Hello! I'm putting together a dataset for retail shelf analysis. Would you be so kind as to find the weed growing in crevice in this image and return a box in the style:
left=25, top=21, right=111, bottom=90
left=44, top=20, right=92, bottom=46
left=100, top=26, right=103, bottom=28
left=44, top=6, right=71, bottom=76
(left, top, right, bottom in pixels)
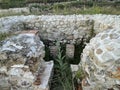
left=74, top=65, right=86, bottom=90
left=90, top=21, right=95, bottom=40
left=51, top=41, right=73, bottom=90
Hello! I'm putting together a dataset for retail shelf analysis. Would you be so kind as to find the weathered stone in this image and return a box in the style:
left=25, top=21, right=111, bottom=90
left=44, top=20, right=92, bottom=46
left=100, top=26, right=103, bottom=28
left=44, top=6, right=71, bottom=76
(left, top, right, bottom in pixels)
left=101, top=34, right=108, bottom=40
left=8, top=64, right=35, bottom=89
left=0, top=30, right=46, bottom=90
left=66, top=35, right=74, bottom=40
left=80, top=29, right=120, bottom=90
left=0, top=15, right=94, bottom=44
left=0, top=53, right=7, bottom=63
left=0, top=81, right=10, bottom=90
left=0, top=30, right=45, bottom=72
left=112, top=48, right=120, bottom=56
left=35, top=22, right=40, bottom=27
left=102, top=52, right=114, bottom=62
left=0, top=14, right=120, bottom=90
left=110, top=33, right=119, bottom=39
left=66, top=44, right=75, bottom=59
left=96, top=49, right=103, bottom=54
left=49, top=46, right=58, bottom=58
left=106, top=45, right=114, bottom=51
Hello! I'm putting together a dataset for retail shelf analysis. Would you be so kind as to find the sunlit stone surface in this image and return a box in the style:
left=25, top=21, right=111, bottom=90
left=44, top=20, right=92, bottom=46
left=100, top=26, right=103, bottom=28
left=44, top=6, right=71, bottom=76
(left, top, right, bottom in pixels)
left=0, top=14, right=120, bottom=90
left=0, top=30, right=48, bottom=90
left=80, top=29, right=120, bottom=90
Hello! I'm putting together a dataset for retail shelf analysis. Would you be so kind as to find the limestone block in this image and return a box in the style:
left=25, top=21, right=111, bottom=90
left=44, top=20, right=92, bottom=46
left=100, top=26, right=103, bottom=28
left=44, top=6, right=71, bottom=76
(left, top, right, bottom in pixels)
left=71, top=65, right=79, bottom=72
left=80, top=29, right=120, bottom=90
left=49, top=46, right=58, bottom=58
left=34, top=61, right=53, bottom=90
left=71, top=64, right=79, bottom=78
left=66, top=44, right=75, bottom=59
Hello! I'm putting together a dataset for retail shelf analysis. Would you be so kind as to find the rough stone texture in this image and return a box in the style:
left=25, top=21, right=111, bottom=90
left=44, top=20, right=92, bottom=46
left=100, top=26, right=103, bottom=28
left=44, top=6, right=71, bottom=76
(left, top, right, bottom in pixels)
left=49, top=45, right=58, bottom=58
left=0, top=15, right=93, bottom=44
left=24, top=15, right=93, bottom=44
left=0, top=15, right=95, bottom=59
left=0, top=30, right=45, bottom=90
left=0, top=30, right=45, bottom=72
left=66, top=44, right=75, bottom=59
left=91, top=14, right=120, bottom=34
left=9, top=61, right=53, bottom=90
left=0, top=15, right=120, bottom=89
left=80, top=29, right=120, bottom=90
left=38, top=61, right=53, bottom=90
left=0, top=15, right=120, bottom=44
left=71, top=64, right=79, bottom=78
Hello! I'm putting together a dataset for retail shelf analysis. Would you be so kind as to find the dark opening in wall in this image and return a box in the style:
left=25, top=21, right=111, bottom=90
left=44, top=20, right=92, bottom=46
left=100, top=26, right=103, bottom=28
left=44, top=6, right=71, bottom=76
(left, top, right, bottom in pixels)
left=74, top=38, right=85, bottom=64
left=41, top=39, right=53, bottom=61
left=40, top=37, right=89, bottom=90
left=42, top=38, right=86, bottom=64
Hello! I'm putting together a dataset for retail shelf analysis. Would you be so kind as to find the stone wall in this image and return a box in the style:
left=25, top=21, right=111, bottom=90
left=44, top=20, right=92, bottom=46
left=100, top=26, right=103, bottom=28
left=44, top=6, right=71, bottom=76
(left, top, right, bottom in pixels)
left=91, top=14, right=120, bottom=34
left=24, top=15, right=93, bottom=44
left=0, top=15, right=120, bottom=59
left=0, top=14, right=120, bottom=90
left=0, top=15, right=120, bottom=43
left=0, top=15, right=93, bottom=44
left=80, top=29, right=120, bottom=90
left=0, top=30, right=54, bottom=90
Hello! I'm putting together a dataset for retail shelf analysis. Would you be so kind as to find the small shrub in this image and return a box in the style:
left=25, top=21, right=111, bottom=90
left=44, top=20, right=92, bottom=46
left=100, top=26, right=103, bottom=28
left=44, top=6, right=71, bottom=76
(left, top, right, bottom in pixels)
left=52, top=41, right=73, bottom=90
left=75, top=68, right=85, bottom=81
left=0, top=33, right=10, bottom=41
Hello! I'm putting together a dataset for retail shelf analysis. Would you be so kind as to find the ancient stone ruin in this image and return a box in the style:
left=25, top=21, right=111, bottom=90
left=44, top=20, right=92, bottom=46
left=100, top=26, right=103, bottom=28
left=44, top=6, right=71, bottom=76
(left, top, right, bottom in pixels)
left=0, top=15, right=120, bottom=90
left=80, top=29, right=120, bottom=90
left=0, top=30, right=53, bottom=90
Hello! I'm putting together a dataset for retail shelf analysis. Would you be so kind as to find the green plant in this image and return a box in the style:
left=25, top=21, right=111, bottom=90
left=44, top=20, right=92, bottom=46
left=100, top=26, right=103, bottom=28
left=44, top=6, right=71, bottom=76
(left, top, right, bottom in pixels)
left=0, top=0, right=25, bottom=9
left=54, top=41, right=68, bottom=79
left=60, top=77, right=73, bottom=90
left=73, top=66, right=85, bottom=90
left=75, top=68, right=85, bottom=80
left=52, top=41, right=73, bottom=90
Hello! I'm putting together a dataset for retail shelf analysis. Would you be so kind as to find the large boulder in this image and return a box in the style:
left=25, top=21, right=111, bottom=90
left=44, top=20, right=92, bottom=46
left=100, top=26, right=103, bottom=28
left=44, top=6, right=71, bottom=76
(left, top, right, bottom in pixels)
left=80, top=29, right=120, bottom=90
